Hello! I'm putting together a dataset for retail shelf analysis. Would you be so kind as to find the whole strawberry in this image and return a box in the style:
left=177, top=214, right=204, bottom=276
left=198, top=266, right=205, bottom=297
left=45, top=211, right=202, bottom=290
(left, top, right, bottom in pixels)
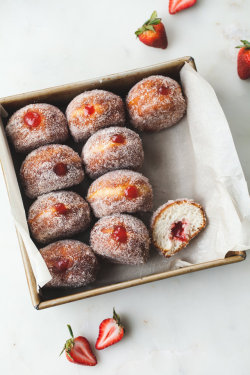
left=96, top=308, right=125, bottom=350
left=135, top=11, right=168, bottom=49
left=236, top=40, right=250, bottom=80
left=60, top=325, right=97, bottom=366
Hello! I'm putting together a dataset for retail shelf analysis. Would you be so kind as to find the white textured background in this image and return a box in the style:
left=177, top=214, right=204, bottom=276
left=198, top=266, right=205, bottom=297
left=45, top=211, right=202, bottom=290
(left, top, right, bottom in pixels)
left=0, top=0, right=250, bottom=374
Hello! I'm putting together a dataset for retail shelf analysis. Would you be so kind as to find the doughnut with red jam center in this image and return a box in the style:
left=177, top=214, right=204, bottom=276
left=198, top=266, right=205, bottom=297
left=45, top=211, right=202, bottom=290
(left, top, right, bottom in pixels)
left=90, top=214, right=150, bottom=265
left=86, top=169, right=153, bottom=218
left=66, top=90, right=126, bottom=142
left=40, top=240, right=98, bottom=288
left=28, top=191, right=91, bottom=244
left=82, top=127, right=144, bottom=179
left=6, top=103, right=68, bottom=153
left=20, top=144, right=84, bottom=198
left=126, top=75, right=186, bottom=132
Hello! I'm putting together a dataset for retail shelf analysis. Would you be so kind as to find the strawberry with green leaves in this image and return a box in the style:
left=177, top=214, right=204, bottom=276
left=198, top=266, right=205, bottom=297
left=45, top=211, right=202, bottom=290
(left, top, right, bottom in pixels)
left=60, top=325, right=97, bottom=366
left=96, top=308, right=125, bottom=350
left=236, top=40, right=250, bottom=80
left=135, top=11, right=168, bottom=49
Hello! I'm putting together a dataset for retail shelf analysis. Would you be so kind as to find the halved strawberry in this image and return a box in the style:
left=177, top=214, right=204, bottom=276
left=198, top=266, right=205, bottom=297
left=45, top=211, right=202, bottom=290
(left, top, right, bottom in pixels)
left=96, top=308, right=124, bottom=350
left=135, top=11, right=168, bottom=49
left=60, top=325, right=97, bottom=366
left=169, top=0, right=197, bottom=15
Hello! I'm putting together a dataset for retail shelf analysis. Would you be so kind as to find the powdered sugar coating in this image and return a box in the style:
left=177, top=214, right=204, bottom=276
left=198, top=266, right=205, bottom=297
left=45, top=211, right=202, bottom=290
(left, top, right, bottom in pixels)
left=28, top=191, right=91, bottom=244
left=40, top=240, right=98, bottom=288
left=66, top=90, right=126, bottom=141
left=87, top=169, right=153, bottom=218
left=6, top=103, right=68, bottom=153
left=82, top=127, right=144, bottom=179
left=90, top=214, right=150, bottom=265
left=126, top=75, right=186, bottom=131
left=20, top=144, right=84, bottom=198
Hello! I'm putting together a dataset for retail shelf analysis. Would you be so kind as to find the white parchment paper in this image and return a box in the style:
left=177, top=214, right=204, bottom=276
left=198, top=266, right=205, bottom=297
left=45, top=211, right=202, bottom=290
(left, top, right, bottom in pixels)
left=0, top=62, right=250, bottom=288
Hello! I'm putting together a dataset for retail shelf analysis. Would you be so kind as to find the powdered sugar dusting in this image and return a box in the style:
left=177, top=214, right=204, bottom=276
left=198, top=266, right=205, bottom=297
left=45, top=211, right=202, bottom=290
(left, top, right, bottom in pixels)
left=126, top=75, right=186, bottom=131
left=28, top=191, right=91, bottom=244
left=66, top=90, right=126, bottom=141
left=82, top=127, right=144, bottom=178
left=90, top=214, right=150, bottom=265
left=20, top=144, right=84, bottom=198
left=87, top=169, right=153, bottom=218
left=6, top=103, right=68, bottom=153
left=40, top=240, right=98, bottom=288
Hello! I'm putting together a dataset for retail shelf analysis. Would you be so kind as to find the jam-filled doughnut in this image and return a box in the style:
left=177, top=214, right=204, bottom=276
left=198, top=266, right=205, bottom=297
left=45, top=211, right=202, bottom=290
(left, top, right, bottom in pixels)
left=40, top=240, right=98, bottom=288
left=66, top=90, right=125, bottom=141
left=28, top=191, right=91, bottom=244
left=20, top=144, right=84, bottom=198
left=82, top=127, right=144, bottom=179
left=151, top=199, right=207, bottom=258
left=6, top=103, right=68, bottom=153
left=90, top=214, right=150, bottom=265
left=86, top=170, right=153, bottom=218
left=126, top=75, right=186, bottom=132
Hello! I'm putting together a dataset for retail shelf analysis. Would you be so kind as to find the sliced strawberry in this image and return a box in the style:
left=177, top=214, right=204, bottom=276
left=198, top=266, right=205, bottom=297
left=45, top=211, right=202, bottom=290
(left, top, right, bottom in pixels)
left=60, top=325, right=97, bottom=366
left=135, top=11, right=168, bottom=49
left=236, top=40, right=250, bottom=80
left=169, top=0, right=197, bottom=15
left=96, top=308, right=124, bottom=350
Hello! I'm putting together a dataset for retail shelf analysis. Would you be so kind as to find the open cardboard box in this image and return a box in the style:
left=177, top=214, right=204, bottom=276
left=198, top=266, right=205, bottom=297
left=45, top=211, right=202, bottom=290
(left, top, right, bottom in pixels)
left=0, top=56, right=246, bottom=310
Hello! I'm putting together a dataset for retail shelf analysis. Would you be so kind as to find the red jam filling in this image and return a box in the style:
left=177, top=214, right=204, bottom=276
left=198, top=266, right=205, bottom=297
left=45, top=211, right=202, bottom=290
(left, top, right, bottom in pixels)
left=84, top=105, right=95, bottom=116
left=54, top=203, right=68, bottom=215
left=53, top=162, right=68, bottom=176
left=158, top=86, right=170, bottom=96
left=124, top=185, right=138, bottom=199
left=111, top=134, right=125, bottom=144
left=24, top=111, right=41, bottom=128
left=112, top=225, right=127, bottom=243
left=170, top=221, right=187, bottom=242
left=52, top=257, right=70, bottom=273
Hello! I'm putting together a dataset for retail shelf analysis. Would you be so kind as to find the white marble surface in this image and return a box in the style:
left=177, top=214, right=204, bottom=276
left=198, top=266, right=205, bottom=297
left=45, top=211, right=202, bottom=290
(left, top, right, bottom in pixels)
left=0, top=0, right=250, bottom=374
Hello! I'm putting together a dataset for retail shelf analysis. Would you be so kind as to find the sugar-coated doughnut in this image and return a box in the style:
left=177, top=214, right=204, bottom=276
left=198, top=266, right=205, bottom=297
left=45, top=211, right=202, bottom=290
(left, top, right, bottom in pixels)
left=86, top=170, right=153, bottom=218
left=66, top=90, right=125, bottom=141
left=126, top=75, right=186, bottom=131
left=90, top=214, right=150, bottom=264
left=151, top=199, right=207, bottom=257
left=82, top=127, right=144, bottom=179
left=6, top=103, right=68, bottom=153
left=40, top=240, right=98, bottom=288
left=20, top=144, right=84, bottom=198
left=28, top=191, right=91, bottom=244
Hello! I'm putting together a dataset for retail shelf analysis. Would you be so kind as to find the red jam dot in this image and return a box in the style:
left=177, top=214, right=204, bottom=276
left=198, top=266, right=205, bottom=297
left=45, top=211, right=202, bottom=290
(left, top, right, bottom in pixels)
left=52, top=257, right=69, bottom=273
left=124, top=185, right=138, bottom=199
left=158, top=86, right=170, bottom=96
left=84, top=105, right=95, bottom=116
left=54, top=203, right=68, bottom=215
left=170, top=221, right=187, bottom=242
left=112, top=225, right=127, bottom=243
left=53, top=162, right=68, bottom=176
left=24, top=111, right=41, bottom=128
left=111, top=134, right=125, bottom=144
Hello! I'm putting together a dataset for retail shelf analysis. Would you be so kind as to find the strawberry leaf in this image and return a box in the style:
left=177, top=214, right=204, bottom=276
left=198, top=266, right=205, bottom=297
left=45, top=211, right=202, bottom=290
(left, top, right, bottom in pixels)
left=67, top=324, right=74, bottom=338
left=236, top=40, right=250, bottom=49
left=135, top=10, right=161, bottom=37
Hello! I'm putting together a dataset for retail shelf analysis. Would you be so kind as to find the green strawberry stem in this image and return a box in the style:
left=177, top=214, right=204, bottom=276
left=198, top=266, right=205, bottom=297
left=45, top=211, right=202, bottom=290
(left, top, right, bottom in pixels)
left=59, top=325, right=75, bottom=357
left=236, top=40, right=250, bottom=49
left=67, top=324, right=74, bottom=338
left=135, top=10, right=161, bottom=37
